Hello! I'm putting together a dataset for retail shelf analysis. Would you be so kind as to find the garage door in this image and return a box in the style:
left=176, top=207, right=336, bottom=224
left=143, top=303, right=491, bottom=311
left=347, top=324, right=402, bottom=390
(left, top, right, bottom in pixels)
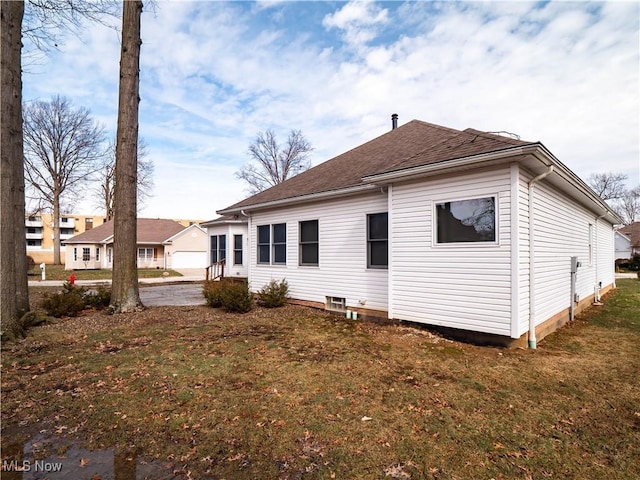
left=171, top=251, right=207, bottom=269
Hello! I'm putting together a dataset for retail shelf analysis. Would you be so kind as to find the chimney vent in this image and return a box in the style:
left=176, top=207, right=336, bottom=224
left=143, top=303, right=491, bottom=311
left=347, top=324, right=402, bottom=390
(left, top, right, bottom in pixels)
left=391, top=113, right=398, bottom=130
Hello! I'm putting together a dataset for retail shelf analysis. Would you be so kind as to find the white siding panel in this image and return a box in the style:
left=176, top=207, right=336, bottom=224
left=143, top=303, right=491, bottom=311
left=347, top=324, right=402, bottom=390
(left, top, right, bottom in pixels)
left=519, top=169, right=617, bottom=334
left=391, top=167, right=513, bottom=336
left=248, top=192, right=389, bottom=311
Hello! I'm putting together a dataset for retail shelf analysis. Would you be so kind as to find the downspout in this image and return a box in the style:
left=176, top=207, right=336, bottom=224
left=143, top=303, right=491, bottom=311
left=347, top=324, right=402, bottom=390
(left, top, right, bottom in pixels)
left=528, top=165, right=554, bottom=349
left=593, top=213, right=606, bottom=304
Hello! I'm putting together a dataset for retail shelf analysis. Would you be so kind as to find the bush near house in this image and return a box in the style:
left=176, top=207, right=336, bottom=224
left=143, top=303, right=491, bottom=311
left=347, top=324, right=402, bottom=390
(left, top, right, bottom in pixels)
left=257, top=279, right=289, bottom=308
left=203, top=278, right=253, bottom=313
left=40, top=282, right=111, bottom=317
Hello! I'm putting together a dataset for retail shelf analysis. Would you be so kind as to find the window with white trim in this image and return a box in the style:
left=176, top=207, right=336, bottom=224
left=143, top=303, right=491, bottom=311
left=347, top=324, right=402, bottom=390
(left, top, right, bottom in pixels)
left=210, top=235, right=227, bottom=263
left=367, top=213, right=388, bottom=268
left=299, top=220, right=319, bottom=266
left=138, top=248, right=154, bottom=262
left=82, top=247, right=91, bottom=262
left=257, top=224, right=286, bottom=265
left=233, top=234, right=243, bottom=265
left=96, top=247, right=100, bottom=262
left=436, top=196, right=496, bottom=243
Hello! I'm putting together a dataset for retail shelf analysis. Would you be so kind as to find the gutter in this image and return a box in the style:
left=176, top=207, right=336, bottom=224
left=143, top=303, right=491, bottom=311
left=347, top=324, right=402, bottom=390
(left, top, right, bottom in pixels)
left=528, top=165, right=554, bottom=349
left=218, top=184, right=379, bottom=216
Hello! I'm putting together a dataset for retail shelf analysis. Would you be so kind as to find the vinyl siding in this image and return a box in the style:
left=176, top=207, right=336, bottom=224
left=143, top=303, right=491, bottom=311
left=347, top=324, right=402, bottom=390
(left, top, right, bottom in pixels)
left=248, top=192, right=389, bottom=311
left=390, top=166, right=513, bottom=336
left=518, top=169, right=616, bottom=335
left=206, top=224, right=249, bottom=278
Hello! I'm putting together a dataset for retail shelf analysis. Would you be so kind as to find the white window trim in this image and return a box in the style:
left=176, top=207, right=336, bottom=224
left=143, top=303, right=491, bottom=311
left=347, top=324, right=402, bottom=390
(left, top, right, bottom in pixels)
left=432, top=194, right=500, bottom=247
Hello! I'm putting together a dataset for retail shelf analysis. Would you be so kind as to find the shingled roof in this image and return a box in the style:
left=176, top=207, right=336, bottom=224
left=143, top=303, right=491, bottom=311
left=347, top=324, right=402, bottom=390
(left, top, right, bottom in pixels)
left=65, top=218, right=186, bottom=244
left=618, top=222, right=640, bottom=248
left=220, top=120, right=532, bottom=213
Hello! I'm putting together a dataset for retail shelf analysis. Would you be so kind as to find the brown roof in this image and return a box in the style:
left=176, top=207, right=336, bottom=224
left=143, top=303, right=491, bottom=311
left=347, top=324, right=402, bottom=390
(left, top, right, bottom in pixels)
left=65, top=218, right=186, bottom=245
left=619, top=222, right=640, bottom=247
left=222, top=120, right=532, bottom=212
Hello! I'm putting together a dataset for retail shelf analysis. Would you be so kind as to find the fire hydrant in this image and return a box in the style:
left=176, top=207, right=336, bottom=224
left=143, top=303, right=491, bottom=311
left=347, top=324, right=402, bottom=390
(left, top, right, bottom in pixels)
left=69, top=272, right=76, bottom=285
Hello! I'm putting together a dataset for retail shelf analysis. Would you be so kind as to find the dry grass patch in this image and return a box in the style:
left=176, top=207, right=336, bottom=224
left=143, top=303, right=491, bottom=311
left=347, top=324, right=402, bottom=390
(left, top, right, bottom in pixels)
left=2, top=280, right=639, bottom=479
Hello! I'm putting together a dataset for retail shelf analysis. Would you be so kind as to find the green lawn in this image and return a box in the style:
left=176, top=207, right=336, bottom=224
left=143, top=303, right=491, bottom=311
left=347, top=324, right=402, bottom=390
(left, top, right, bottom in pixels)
left=2, top=279, right=639, bottom=479
left=28, top=264, right=183, bottom=281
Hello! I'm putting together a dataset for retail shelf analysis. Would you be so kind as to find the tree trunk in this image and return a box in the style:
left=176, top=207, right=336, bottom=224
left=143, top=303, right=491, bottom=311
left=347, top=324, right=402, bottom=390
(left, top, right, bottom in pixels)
left=52, top=188, right=61, bottom=265
left=110, top=0, right=143, bottom=313
left=0, top=0, right=29, bottom=339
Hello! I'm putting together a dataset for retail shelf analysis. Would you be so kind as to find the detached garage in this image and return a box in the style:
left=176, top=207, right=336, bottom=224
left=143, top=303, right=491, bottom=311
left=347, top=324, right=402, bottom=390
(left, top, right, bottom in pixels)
left=164, top=224, right=208, bottom=270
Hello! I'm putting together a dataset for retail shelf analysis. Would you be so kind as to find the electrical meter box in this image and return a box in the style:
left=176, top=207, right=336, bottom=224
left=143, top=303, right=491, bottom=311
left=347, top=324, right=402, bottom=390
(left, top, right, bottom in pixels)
left=570, top=256, right=581, bottom=273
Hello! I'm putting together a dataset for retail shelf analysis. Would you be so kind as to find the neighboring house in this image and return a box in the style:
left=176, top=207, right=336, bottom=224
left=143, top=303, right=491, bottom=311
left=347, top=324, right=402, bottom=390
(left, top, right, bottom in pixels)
left=617, top=222, right=640, bottom=257
left=614, top=230, right=632, bottom=260
left=64, top=218, right=207, bottom=270
left=26, top=213, right=106, bottom=264
left=208, top=117, right=620, bottom=348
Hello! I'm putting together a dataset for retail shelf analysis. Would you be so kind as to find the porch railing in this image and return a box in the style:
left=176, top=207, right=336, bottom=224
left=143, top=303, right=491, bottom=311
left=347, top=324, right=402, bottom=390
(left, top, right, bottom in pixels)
left=205, top=259, right=225, bottom=281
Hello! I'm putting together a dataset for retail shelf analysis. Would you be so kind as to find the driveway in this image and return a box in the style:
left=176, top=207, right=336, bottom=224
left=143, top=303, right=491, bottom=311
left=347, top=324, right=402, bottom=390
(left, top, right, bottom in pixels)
left=139, top=282, right=205, bottom=307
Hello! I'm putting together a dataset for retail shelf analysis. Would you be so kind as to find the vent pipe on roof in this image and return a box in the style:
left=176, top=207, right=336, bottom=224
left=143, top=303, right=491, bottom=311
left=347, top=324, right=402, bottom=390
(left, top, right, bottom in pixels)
left=391, top=113, right=398, bottom=130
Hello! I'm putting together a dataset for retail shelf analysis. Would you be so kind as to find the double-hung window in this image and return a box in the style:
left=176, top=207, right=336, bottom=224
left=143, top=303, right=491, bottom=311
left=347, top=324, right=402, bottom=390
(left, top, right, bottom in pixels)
left=138, top=248, right=154, bottom=262
left=233, top=234, right=243, bottom=265
left=82, top=247, right=91, bottom=262
left=257, top=224, right=286, bottom=265
left=272, top=224, right=286, bottom=264
left=210, top=235, right=227, bottom=263
left=435, top=196, right=496, bottom=244
left=367, top=213, right=388, bottom=268
left=299, top=220, right=319, bottom=266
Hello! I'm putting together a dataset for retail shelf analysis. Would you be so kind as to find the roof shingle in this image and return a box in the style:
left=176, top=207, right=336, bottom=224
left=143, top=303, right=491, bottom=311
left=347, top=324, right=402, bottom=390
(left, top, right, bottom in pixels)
left=65, top=218, right=186, bottom=244
left=222, top=120, right=532, bottom=212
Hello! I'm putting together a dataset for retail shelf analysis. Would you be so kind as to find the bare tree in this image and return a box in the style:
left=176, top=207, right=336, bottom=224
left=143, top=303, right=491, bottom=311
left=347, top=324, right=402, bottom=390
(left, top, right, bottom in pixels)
left=23, top=95, right=106, bottom=264
left=110, top=0, right=143, bottom=313
left=97, top=138, right=154, bottom=220
left=588, top=172, right=628, bottom=200
left=1, top=1, right=30, bottom=340
left=615, top=186, right=640, bottom=225
left=236, top=129, right=313, bottom=194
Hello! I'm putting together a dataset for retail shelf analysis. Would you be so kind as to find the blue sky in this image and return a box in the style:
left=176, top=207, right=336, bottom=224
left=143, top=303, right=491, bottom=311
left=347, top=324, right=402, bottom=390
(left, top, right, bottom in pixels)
left=22, top=0, right=640, bottom=220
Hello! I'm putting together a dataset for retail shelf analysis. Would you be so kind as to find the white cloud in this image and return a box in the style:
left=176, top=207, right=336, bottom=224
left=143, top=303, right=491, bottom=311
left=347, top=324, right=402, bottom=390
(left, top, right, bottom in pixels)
left=21, top=1, right=640, bottom=220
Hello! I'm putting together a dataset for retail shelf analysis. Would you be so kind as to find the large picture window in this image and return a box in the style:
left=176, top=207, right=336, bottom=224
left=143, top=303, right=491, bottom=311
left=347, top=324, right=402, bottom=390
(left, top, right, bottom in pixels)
left=299, top=220, right=319, bottom=266
left=436, top=196, right=496, bottom=243
left=367, top=213, right=388, bottom=268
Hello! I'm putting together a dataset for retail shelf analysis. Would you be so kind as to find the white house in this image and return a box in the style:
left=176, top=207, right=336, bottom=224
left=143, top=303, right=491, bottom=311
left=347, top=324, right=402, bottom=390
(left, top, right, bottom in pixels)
left=64, top=219, right=207, bottom=270
left=207, top=117, right=620, bottom=348
left=614, top=230, right=632, bottom=261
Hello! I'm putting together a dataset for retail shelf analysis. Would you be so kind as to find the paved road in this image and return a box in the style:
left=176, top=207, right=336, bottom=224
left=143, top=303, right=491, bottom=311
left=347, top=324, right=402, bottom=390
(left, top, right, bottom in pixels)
left=139, top=283, right=206, bottom=307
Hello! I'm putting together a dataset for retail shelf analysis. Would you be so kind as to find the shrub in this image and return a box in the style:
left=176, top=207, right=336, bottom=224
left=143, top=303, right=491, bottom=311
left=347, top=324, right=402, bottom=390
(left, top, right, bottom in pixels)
left=219, top=280, right=253, bottom=313
left=41, top=282, right=86, bottom=318
left=83, top=285, right=111, bottom=310
left=257, top=279, right=289, bottom=308
left=203, top=280, right=224, bottom=308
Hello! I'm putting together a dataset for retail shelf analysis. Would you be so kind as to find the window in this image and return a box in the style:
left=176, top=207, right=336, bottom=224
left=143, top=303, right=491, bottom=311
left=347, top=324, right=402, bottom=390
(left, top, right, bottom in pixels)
left=326, top=296, right=346, bottom=312
left=257, top=224, right=286, bottom=265
left=367, top=213, right=388, bottom=268
left=299, top=220, right=319, bottom=266
left=82, top=247, right=91, bottom=262
left=138, top=248, right=154, bottom=262
left=210, top=235, right=226, bottom=263
left=257, top=225, right=270, bottom=264
left=234, top=234, right=243, bottom=265
left=85, top=218, right=94, bottom=230
left=436, top=196, right=496, bottom=243
left=96, top=247, right=100, bottom=262
left=73, top=248, right=78, bottom=261
left=272, top=223, right=286, bottom=264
